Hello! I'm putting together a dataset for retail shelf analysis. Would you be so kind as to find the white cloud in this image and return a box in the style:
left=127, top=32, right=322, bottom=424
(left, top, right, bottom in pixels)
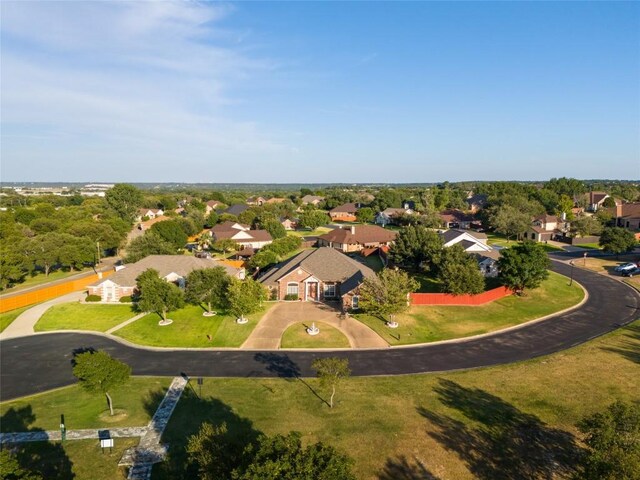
left=1, top=1, right=295, bottom=181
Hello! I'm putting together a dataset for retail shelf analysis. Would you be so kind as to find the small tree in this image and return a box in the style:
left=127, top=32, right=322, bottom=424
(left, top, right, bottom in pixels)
left=437, top=245, right=485, bottom=294
left=358, top=268, right=419, bottom=325
left=226, top=277, right=268, bottom=322
left=356, top=207, right=375, bottom=223
left=497, top=241, right=550, bottom=295
left=262, top=219, right=286, bottom=239
left=576, top=401, right=640, bottom=480
left=599, top=227, right=637, bottom=257
left=185, top=267, right=230, bottom=315
left=136, top=268, right=185, bottom=323
left=72, top=350, right=131, bottom=416
left=213, top=238, right=238, bottom=254
left=312, top=357, right=351, bottom=409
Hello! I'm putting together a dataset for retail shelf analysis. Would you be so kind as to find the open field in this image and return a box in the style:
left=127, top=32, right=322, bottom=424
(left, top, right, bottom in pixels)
left=355, top=271, right=584, bottom=345
left=3, top=321, right=637, bottom=479
left=280, top=321, right=351, bottom=348
left=114, top=304, right=274, bottom=348
left=0, top=305, right=32, bottom=332
left=35, top=303, right=136, bottom=332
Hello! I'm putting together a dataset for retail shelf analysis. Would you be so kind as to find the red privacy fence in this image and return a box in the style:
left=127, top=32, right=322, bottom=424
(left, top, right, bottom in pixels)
left=410, top=286, right=512, bottom=306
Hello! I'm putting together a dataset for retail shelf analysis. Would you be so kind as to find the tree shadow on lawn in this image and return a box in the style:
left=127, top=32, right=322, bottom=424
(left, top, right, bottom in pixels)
left=378, top=454, right=442, bottom=480
left=145, top=388, right=261, bottom=480
left=253, top=352, right=331, bottom=408
left=601, top=323, right=640, bottom=365
left=417, top=379, right=583, bottom=480
left=1, top=405, right=75, bottom=479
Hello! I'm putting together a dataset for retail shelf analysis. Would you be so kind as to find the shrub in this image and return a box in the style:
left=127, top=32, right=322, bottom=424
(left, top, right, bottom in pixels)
left=284, top=293, right=299, bottom=301
left=86, top=294, right=101, bottom=302
left=119, top=296, right=132, bottom=303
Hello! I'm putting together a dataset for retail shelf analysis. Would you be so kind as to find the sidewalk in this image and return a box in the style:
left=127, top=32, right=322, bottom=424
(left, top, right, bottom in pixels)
left=0, top=291, right=86, bottom=340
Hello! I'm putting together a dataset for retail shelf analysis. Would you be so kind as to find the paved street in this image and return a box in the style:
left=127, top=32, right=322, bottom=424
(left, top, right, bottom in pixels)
left=1, top=261, right=638, bottom=401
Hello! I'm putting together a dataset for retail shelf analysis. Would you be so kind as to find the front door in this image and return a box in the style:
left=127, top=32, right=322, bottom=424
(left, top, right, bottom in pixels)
left=308, top=282, right=318, bottom=301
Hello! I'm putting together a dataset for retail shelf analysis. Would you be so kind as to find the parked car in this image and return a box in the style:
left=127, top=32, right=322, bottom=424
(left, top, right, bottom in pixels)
left=614, top=263, right=637, bottom=273
left=622, top=267, right=640, bottom=278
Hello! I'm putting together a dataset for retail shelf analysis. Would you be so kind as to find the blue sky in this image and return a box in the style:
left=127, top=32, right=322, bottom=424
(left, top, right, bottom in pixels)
left=1, top=1, right=639, bottom=183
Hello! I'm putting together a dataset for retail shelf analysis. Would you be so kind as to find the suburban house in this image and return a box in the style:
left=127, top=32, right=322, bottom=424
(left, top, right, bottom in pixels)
left=439, top=209, right=474, bottom=229
left=583, top=191, right=612, bottom=212
left=224, top=204, right=250, bottom=216
left=87, top=255, right=244, bottom=302
left=465, top=194, right=488, bottom=213
left=265, top=197, right=287, bottom=204
left=524, top=214, right=569, bottom=242
left=439, top=229, right=499, bottom=277
left=301, top=195, right=325, bottom=206
left=246, top=196, right=266, bottom=206
left=136, top=208, right=164, bottom=221
left=209, top=221, right=273, bottom=249
left=280, top=217, right=298, bottom=230
left=401, top=200, right=416, bottom=210
left=610, top=202, right=640, bottom=232
left=205, top=200, right=223, bottom=214
left=375, top=206, right=415, bottom=227
left=329, top=203, right=360, bottom=222
left=258, top=247, right=375, bottom=309
left=317, top=225, right=397, bottom=253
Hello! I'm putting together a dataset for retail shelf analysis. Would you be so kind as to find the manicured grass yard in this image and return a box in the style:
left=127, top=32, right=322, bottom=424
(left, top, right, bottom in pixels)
left=355, top=271, right=584, bottom=345
left=573, top=243, right=602, bottom=250
left=114, top=304, right=273, bottom=348
left=35, top=303, right=136, bottom=332
left=280, top=321, right=350, bottom=348
left=2, top=321, right=638, bottom=479
left=0, top=305, right=32, bottom=332
left=3, top=268, right=94, bottom=293
left=287, top=226, right=332, bottom=237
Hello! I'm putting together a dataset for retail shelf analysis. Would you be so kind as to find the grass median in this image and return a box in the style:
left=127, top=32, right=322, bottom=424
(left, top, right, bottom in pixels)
left=280, top=321, right=351, bottom=348
left=35, top=303, right=136, bottom=332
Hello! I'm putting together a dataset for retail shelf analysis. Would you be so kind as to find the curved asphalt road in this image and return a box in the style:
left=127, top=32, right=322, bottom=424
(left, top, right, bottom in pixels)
left=1, top=260, right=639, bottom=401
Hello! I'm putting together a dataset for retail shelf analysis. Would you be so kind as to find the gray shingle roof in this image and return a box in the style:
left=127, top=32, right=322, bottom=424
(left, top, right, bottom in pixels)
left=258, top=248, right=376, bottom=290
left=89, top=255, right=241, bottom=288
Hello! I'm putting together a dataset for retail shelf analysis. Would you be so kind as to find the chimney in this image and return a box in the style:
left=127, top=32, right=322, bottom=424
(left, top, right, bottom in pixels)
left=561, top=212, right=566, bottom=221
left=350, top=226, right=355, bottom=235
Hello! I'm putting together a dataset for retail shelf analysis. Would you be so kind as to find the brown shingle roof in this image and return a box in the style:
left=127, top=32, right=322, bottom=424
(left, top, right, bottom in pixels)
left=318, top=225, right=396, bottom=245
left=330, top=203, right=359, bottom=214
left=439, top=209, right=474, bottom=222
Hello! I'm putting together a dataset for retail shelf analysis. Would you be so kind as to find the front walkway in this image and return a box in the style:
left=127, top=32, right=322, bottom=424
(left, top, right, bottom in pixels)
left=0, top=291, right=86, bottom=340
left=242, top=301, right=388, bottom=349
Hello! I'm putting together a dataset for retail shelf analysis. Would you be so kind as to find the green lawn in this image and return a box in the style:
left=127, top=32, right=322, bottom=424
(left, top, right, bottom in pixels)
left=114, top=304, right=273, bottom=348
left=485, top=233, right=563, bottom=252
left=1, top=377, right=170, bottom=432
left=2, top=321, right=638, bottom=479
left=355, top=271, right=584, bottom=345
left=360, top=253, right=384, bottom=272
left=0, top=305, right=32, bottom=332
left=287, top=226, right=332, bottom=237
left=412, top=272, right=503, bottom=293
left=573, top=243, right=602, bottom=250
left=35, top=303, right=137, bottom=332
left=281, top=321, right=351, bottom=348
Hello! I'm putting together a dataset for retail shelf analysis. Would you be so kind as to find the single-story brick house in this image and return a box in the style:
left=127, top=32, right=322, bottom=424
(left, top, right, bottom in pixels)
left=301, top=195, right=325, bottom=206
left=136, top=208, right=164, bottom=221
left=258, top=247, right=375, bottom=309
left=375, top=207, right=414, bottom=227
left=87, top=255, right=244, bottom=302
left=329, top=203, right=360, bottom=222
left=439, top=209, right=474, bottom=229
left=317, top=225, right=397, bottom=253
left=205, top=200, right=223, bottom=215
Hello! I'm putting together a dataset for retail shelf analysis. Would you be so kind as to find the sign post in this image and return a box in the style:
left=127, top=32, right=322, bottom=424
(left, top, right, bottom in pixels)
left=60, top=414, right=66, bottom=442
left=100, top=438, right=114, bottom=454
left=197, top=377, right=203, bottom=398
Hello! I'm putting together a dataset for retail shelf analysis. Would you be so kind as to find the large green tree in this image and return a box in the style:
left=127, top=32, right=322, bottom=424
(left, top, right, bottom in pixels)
left=185, top=267, right=230, bottom=315
left=356, top=207, right=375, bottom=223
left=72, top=350, right=131, bottom=416
left=437, top=245, right=485, bottom=294
left=299, top=209, right=329, bottom=229
left=389, top=226, right=443, bottom=272
left=150, top=219, right=189, bottom=249
left=105, top=183, right=143, bottom=221
left=358, top=268, right=419, bottom=324
left=226, top=277, right=268, bottom=322
left=125, top=232, right=176, bottom=263
left=497, top=241, right=550, bottom=294
left=576, top=401, right=640, bottom=480
left=187, top=424, right=355, bottom=480
left=571, top=215, right=603, bottom=237
left=311, top=357, right=351, bottom=409
left=136, top=269, right=185, bottom=323
left=488, top=205, right=531, bottom=242
left=599, top=227, right=637, bottom=257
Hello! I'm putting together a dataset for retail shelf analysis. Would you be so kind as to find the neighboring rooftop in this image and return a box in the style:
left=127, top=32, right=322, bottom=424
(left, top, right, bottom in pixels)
left=318, top=225, right=397, bottom=245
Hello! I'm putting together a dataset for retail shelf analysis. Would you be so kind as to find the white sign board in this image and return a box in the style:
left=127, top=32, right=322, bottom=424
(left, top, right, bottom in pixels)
left=100, top=438, right=114, bottom=448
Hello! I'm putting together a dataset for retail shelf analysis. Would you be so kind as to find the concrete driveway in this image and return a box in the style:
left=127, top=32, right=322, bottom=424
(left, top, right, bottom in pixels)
left=241, top=301, right=388, bottom=349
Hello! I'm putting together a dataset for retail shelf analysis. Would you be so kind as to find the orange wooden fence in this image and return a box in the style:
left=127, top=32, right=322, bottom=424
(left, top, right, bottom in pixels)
left=410, top=285, right=512, bottom=306
left=0, top=271, right=113, bottom=313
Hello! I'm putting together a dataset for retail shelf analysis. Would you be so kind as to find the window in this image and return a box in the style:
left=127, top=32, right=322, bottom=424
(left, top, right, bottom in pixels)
left=324, top=283, right=336, bottom=297
left=286, top=282, right=299, bottom=296
left=352, top=295, right=360, bottom=310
